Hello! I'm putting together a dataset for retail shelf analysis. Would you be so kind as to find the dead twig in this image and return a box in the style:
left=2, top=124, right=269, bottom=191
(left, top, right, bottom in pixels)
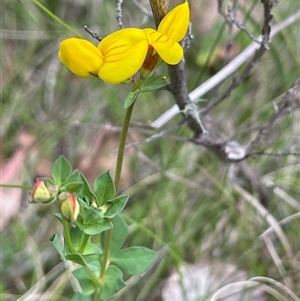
left=116, top=0, right=124, bottom=29
left=246, top=77, right=300, bottom=154
left=151, top=10, right=300, bottom=128
left=83, top=25, right=101, bottom=41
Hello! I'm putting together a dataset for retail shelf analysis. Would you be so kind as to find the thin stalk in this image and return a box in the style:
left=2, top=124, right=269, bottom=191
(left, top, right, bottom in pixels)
left=31, top=0, right=82, bottom=37
left=61, top=217, right=77, bottom=253
left=99, top=101, right=135, bottom=280
left=99, top=228, right=113, bottom=280
left=114, top=102, right=135, bottom=194
left=62, top=219, right=100, bottom=286
left=79, top=234, right=90, bottom=253
left=0, top=183, right=32, bottom=190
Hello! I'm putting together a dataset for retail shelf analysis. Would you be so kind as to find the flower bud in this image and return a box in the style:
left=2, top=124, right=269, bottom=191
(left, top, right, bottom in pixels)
left=31, top=179, right=58, bottom=203
left=59, top=192, right=80, bottom=222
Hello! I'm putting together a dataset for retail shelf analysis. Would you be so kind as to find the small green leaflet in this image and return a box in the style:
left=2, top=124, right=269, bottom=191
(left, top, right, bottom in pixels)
left=140, top=75, right=168, bottom=92
left=124, top=90, right=139, bottom=109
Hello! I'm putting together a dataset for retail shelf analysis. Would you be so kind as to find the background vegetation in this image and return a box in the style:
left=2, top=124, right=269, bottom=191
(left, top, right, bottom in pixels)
left=1, top=0, right=299, bottom=300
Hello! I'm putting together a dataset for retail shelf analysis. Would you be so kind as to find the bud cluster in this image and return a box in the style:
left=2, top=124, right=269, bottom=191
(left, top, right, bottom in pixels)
left=31, top=179, right=80, bottom=222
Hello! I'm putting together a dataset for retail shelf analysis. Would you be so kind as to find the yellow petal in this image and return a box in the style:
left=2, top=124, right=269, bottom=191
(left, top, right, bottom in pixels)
left=158, top=2, right=189, bottom=42
left=98, top=28, right=148, bottom=84
left=58, top=38, right=103, bottom=78
left=143, top=29, right=183, bottom=64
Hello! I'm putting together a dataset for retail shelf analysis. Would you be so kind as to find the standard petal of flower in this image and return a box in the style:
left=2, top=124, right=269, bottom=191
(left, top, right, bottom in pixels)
left=157, top=2, right=189, bottom=42
left=59, top=38, right=103, bottom=78
left=143, top=29, right=183, bottom=65
left=98, top=28, right=148, bottom=84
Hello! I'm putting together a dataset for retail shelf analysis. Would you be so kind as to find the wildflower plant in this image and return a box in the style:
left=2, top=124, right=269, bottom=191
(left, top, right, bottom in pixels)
left=24, top=1, right=190, bottom=300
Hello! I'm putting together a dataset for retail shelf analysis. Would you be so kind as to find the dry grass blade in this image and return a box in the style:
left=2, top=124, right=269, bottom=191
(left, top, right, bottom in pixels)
left=232, top=183, right=294, bottom=261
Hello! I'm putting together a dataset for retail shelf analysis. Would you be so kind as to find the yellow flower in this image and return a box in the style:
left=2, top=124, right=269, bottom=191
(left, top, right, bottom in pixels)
left=97, top=28, right=148, bottom=83
left=143, top=2, right=190, bottom=65
left=59, top=38, right=103, bottom=78
left=58, top=28, right=148, bottom=84
left=58, top=3, right=189, bottom=83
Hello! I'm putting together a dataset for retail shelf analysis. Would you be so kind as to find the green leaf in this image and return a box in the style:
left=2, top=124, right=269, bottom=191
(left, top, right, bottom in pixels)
left=110, top=214, right=129, bottom=252
left=140, top=75, right=168, bottom=92
left=70, top=227, right=103, bottom=255
left=51, top=155, right=72, bottom=186
left=64, top=169, right=82, bottom=184
left=82, top=241, right=103, bottom=256
left=70, top=225, right=85, bottom=248
left=71, top=292, right=91, bottom=301
left=124, top=90, right=139, bottom=109
left=45, top=178, right=55, bottom=186
left=61, top=182, right=83, bottom=193
left=72, top=267, right=97, bottom=295
left=103, top=195, right=129, bottom=218
left=94, top=171, right=115, bottom=206
left=111, top=246, right=155, bottom=274
left=53, top=213, right=62, bottom=222
left=78, top=200, right=104, bottom=224
left=77, top=218, right=112, bottom=235
left=50, top=233, right=66, bottom=261
left=99, top=265, right=126, bottom=299
left=61, top=170, right=84, bottom=193
left=80, top=174, right=97, bottom=206
left=65, top=253, right=98, bottom=271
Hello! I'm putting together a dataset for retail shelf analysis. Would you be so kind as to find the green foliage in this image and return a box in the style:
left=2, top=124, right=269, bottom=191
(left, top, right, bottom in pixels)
left=94, top=171, right=116, bottom=206
left=51, top=233, right=66, bottom=261
left=99, top=266, right=127, bottom=299
left=109, top=214, right=129, bottom=253
left=103, top=195, right=129, bottom=218
left=80, top=174, right=97, bottom=205
left=111, top=246, right=156, bottom=274
left=51, top=156, right=72, bottom=186
left=71, top=292, right=91, bottom=301
left=1, top=0, right=299, bottom=300
left=72, top=267, right=97, bottom=295
left=31, top=156, right=155, bottom=299
left=124, top=90, right=140, bottom=109
left=140, top=75, right=169, bottom=92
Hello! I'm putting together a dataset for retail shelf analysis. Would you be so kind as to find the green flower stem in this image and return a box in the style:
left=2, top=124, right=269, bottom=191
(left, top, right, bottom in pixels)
left=61, top=217, right=77, bottom=253
left=114, top=101, right=135, bottom=194
left=62, top=219, right=100, bottom=287
left=79, top=234, right=90, bottom=254
left=99, top=101, right=135, bottom=281
left=0, top=183, right=32, bottom=190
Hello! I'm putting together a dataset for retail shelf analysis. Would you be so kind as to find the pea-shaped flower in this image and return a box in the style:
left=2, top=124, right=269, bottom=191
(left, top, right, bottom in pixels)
left=59, top=28, right=148, bottom=84
left=141, top=2, right=190, bottom=76
left=58, top=2, right=189, bottom=83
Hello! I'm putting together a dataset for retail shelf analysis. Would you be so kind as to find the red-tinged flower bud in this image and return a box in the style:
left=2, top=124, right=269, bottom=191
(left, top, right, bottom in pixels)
left=59, top=192, right=80, bottom=222
left=30, top=179, right=58, bottom=203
